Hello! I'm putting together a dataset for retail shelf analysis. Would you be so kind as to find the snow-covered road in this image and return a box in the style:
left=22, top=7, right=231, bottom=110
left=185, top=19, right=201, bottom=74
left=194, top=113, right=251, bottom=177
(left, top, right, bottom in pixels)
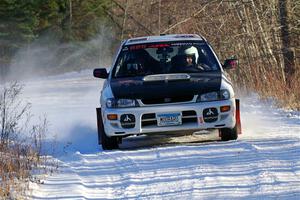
left=20, top=70, right=300, bottom=199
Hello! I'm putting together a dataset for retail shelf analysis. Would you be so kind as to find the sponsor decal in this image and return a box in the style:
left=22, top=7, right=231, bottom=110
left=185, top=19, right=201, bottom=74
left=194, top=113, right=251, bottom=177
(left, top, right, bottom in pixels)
left=148, top=44, right=170, bottom=48
left=123, top=115, right=132, bottom=122
left=129, top=45, right=147, bottom=50
left=203, top=108, right=218, bottom=123
left=120, top=114, right=135, bottom=128
left=199, top=117, right=204, bottom=124
left=206, top=108, right=215, bottom=116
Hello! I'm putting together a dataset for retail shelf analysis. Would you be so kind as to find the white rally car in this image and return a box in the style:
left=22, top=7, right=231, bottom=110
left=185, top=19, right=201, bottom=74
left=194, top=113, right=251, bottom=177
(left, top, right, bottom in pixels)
left=94, top=34, right=241, bottom=150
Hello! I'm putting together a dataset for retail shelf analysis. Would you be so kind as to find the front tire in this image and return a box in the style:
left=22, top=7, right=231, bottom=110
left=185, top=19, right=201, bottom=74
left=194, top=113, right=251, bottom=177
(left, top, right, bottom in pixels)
left=220, top=125, right=238, bottom=141
left=96, top=108, right=119, bottom=150
left=220, top=99, right=241, bottom=141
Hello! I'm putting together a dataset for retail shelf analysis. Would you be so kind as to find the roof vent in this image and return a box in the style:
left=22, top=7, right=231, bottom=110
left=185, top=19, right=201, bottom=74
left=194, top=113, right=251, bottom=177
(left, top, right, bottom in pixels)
left=174, top=34, right=199, bottom=38
left=128, top=37, right=148, bottom=43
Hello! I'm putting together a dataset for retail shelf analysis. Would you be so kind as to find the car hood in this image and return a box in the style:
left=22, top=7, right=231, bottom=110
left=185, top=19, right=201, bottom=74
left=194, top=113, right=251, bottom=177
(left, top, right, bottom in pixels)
left=110, top=72, right=222, bottom=99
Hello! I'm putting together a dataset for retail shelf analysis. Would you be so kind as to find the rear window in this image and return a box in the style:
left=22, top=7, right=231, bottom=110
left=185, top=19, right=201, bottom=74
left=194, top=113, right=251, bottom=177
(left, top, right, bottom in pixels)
left=113, top=42, right=220, bottom=78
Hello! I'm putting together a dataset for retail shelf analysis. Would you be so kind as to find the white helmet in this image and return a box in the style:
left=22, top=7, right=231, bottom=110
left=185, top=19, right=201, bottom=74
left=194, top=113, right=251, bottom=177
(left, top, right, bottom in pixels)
left=181, top=46, right=199, bottom=64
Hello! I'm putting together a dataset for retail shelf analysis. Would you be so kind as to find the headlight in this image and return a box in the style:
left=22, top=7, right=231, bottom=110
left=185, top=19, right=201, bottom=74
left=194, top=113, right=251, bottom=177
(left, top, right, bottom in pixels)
left=106, top=98, right=139, bottom=108
left=199, top=91, right=219, bottom=102
left=197, top=89, right=231, bottom=102
left=220, top=89, right=230, bottom=100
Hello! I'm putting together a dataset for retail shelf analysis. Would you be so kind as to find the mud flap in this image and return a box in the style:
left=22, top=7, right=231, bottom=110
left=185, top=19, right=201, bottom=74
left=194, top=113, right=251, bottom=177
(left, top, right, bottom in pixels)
left=96, top=107, right=102, bottom=144
left=235, top=99, right=242, bottom=134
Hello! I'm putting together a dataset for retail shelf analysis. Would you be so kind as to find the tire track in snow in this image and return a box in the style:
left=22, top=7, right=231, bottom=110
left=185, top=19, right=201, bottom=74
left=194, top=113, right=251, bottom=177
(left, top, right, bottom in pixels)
left=29, top=138, right=300, bottom=199
left=101, top=150, right=144, bottom=199
left=23, top=71, right=300, bottom=199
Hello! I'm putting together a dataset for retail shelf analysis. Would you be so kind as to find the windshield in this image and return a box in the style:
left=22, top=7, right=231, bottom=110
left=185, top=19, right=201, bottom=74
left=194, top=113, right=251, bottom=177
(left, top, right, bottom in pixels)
left=113, top=42, right=220, bottom=78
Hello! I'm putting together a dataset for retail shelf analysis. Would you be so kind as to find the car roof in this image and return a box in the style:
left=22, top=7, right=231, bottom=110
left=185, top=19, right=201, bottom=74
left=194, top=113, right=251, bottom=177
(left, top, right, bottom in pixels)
left=124, top=34, right=206, bottom=45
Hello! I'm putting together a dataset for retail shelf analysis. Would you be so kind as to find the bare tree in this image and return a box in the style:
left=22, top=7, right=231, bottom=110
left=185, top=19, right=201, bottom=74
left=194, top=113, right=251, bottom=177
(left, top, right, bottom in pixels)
left=108, top=0, right=299, bottom=108
left=0, top=82, right=51, bottom=198
left=0, top=82, right=31, bottom=144
left=278, top=0, right=296, bottom=87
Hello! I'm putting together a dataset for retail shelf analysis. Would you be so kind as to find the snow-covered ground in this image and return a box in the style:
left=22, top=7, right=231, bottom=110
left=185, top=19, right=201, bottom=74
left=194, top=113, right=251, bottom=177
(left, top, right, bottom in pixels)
left=19, top=70, right=299, bottom=199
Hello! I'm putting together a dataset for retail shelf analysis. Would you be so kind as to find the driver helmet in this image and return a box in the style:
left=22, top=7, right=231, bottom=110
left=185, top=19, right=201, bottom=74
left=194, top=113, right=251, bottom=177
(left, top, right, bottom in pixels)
left=180, top=46, right=199, bottom=64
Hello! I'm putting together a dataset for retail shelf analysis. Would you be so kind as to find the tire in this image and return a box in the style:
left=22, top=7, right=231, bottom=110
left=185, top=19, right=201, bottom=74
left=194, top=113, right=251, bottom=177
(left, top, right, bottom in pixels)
left=220, top=124, right=238, bottom=141
left=96, top=108, right=119, bottom=150
left=220, top=99, right=241, bottom=141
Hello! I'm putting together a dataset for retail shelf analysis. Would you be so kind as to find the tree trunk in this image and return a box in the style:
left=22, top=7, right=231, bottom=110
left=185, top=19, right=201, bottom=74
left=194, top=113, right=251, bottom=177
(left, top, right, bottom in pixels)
left=121, top=0, right=129, bottom=40
left=278, top=0, right=295, bottom=87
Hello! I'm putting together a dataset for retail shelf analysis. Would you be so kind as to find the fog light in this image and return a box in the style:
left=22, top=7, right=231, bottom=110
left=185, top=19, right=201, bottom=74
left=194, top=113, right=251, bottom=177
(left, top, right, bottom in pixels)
left=220, top=105, right=230, bottom=112
left=107, top=114, right=118, bottom=120
left=120, top=114, right=135, bottom=128
left=203, top=108, right=218, bottom=123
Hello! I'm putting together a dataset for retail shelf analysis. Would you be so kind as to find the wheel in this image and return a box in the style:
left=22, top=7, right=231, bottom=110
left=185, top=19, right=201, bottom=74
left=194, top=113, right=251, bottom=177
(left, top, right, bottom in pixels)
left=96, top=108, right=119, bottom=150
left=220, top=99, right=241, bottom=141
left=220, top=125, right=238, bottom=141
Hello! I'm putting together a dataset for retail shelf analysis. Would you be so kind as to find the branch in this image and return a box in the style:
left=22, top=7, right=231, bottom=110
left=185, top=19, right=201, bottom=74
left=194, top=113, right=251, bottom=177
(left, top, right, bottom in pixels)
left=111, top=0, right=154, bottom=35
left=162, top=0, right=218, bottom=34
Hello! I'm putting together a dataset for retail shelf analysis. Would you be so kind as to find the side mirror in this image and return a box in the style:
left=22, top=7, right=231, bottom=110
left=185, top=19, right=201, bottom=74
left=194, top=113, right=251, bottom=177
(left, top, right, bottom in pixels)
left=93, top=68, right=108, bottom=79
left=223, top=58, right=238, bottom=70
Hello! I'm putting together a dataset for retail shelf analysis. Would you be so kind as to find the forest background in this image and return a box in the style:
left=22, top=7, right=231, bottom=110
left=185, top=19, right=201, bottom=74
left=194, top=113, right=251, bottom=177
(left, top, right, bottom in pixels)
left=0, top=0, right=299, bottom=109
left=0, top=0, right=299, bottom=197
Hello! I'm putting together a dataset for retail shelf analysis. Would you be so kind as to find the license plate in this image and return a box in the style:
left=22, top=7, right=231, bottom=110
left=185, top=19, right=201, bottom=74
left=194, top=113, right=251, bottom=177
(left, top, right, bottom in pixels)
left=157, top=113, right=182, bottom=126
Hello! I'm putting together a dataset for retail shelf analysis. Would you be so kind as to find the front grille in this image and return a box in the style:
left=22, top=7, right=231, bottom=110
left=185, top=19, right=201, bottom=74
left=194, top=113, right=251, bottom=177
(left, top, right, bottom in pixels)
left=141, top=95, right=194, bottom=105
left=142, top=113, right=156, bottom=120
left=141, top=113, right=156, bottom=127
left=182, top=110, right=196, bottom=116
left=182, top=110, right=197, bottom=123
left=141, top=110, right=197, bottom=128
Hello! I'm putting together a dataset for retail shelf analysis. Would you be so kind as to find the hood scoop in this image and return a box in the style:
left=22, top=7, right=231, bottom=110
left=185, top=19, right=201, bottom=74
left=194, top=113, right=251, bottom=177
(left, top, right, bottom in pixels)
left=143, top=74, right=190, bottom=82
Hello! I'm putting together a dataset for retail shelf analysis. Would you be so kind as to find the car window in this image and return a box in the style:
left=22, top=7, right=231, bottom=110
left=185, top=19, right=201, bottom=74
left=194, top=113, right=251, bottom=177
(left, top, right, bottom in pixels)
left=113, top=42, right=220, bottom=78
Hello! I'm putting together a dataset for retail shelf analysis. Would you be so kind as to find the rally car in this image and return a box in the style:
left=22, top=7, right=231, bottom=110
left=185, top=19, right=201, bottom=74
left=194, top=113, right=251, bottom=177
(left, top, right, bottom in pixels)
left=94, top=34, right=241, bottom=150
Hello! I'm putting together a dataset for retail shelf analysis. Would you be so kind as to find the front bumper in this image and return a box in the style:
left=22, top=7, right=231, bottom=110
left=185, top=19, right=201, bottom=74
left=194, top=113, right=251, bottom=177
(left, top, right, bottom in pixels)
left=101, top=99, right=236, bottom=137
